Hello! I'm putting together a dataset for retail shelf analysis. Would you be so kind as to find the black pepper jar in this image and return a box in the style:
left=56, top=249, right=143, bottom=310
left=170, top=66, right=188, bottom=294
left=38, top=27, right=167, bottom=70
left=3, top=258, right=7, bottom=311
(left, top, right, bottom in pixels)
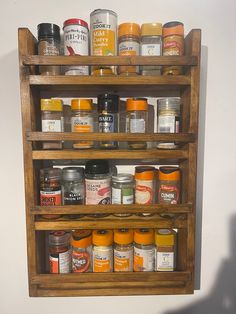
left=97, top=93, right=119, bottom=149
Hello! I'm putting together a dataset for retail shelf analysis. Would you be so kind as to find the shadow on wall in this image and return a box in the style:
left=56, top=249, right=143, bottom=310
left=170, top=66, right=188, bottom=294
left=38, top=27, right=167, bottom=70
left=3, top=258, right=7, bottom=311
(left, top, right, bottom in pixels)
left=164, top=213, right=236, bottom=314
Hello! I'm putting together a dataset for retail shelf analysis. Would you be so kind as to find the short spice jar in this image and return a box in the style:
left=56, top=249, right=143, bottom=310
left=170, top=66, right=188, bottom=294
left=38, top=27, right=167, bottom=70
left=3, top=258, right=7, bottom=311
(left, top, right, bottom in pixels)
left=92, top=229, right=113, bottom=272
left=41, top=99, right=64, bottom=149
left=158, top=166, right=181, bottom=204
left=48, top=231, right=71, bottom=274
left=162, top=21, right=184, bottom=75
left=37, top=23, right=61, bottom=75
left=126, top=98, right=148, bottom=149
left=71, top=98, right=94, bottom=149
left=134, top=228, right=155, bottom=272
left=155, top=229, right=176, bottom=271
left=114, top=229, right=134, bottom=272
left=118, top=23, right=140, bottom=75
left=71, top=230, right=92, bottom=273
left=140, top=23, right=162, bottom=75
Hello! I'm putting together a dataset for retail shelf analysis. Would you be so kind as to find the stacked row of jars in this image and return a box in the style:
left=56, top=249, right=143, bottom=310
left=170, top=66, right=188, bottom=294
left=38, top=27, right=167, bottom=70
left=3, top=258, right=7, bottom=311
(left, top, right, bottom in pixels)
left=37, top=9, right=184, bottom=76
left=48, top=228, right=176, bottom=274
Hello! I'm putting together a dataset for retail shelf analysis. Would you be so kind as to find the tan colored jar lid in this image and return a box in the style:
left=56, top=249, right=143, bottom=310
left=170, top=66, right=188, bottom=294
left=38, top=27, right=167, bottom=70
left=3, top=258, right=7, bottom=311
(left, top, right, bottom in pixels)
left=41, top=99, right=63, bottom=111
left=141, top=23, right=162, bottom=36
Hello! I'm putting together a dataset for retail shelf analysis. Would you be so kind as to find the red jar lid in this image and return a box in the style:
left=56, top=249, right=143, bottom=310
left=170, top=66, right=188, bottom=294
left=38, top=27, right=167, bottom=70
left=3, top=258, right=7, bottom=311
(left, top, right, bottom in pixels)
left=63, top=18, right=88, bottom=29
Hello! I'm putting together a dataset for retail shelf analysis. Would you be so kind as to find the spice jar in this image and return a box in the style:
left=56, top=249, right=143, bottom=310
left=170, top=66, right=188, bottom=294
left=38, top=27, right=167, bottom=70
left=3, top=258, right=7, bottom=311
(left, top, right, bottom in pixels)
left=134, top=228, right=155, bottom=272
left=49, top=231, right=71, bottom=274
left=114, top=229, right=133, bottom=272
left=97, top=93, right=119, bottom=149
left=126, top=98, right=148, bottom=149
left=141, top=23, right=162, bottom=75
left=63, top=18, right=89, bottom=75
left=155, top=229, right=176, bottom=271
left=157, top=97, right=181, bottom=149
left=37, top=23, right=60, bottom=75
left=118, top=23, right=140, bottom=75
left=71, top=99, right=94, bottom=149
left=41, top=99, right=63, bottom=150
left=71, top=230, right=92, bottom=272
left=135, top=166, right=156, bottom=207
left=162, top=21, right=184, bottom=75
left=40, top=168, right=62, bottom=219
left=158, top=166, right=180, bottom=204
left=92, top=229, right=113, bottom=272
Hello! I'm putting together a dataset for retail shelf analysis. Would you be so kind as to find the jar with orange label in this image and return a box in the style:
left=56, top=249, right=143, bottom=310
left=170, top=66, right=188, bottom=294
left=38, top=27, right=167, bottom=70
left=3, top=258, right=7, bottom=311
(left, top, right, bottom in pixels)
left=71, top=99, right=94, bottom=149
left=71, top=230, right=92, bottom=273
left=118, top=23, right=140, bottom=75
left=134, top=228, right=155, bottom=272
left=158, top=166, right=180, bottom=204
left=114, top=229, right=133, bottom=272
left=162, top=21, right=184, bottom=75
left=92, top=230, right=113, bottom=272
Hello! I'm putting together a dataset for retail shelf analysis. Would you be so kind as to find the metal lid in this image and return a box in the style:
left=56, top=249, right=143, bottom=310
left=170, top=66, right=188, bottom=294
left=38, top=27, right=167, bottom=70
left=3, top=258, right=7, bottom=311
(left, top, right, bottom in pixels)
left=49, top=231, right=71, bottom=246
left=157, top=97, right=181, bottom=112
left=40, top=167, right=61, bottom=180
left=62, top=167, right=84, bottom=181
left=112, top=173, right=134, bottom=183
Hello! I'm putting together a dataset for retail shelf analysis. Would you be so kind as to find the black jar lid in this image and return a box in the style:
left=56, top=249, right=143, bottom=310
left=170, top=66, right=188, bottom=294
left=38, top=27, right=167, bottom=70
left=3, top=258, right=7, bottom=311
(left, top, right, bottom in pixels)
left=159, top=166, right=180, bottom=174
left=163, top=21, right=184, bottom=28
left=135, top=166, right=156, bottom=173
left=97, top=93, right=119, bottom=113
left=85, top=159, right=110, bottom=175
left=37, top=23, right=60, bottom=41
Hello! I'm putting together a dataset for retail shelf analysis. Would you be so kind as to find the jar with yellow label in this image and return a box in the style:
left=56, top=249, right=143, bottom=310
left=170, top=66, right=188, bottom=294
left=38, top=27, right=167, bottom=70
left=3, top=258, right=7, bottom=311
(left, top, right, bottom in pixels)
left=155, top=229, right=176, bottom=271
left=71, top=230, right=92, bottom=273
left=92, top=229, right=113, bottom=272
left=114, top=229, right=133, bottom=272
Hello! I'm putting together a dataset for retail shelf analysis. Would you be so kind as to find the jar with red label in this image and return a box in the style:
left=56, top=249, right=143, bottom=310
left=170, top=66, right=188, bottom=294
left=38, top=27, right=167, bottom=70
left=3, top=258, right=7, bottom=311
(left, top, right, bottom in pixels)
left=49, top=231, right=71, bottom=274
left=158, top=166, right=180, bottom=204
left=71, top=230, right=92, bottom=273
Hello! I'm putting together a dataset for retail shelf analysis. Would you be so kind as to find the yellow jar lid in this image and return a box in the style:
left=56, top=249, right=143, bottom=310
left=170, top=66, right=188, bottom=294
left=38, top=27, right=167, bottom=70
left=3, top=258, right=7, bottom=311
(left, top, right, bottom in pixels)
left=155, top=229, right=176, bottom=246
left=141, top=23, right=162, bottom=36
left=71, top=99, right=93, bottom=110
left=41, top=99, right=63, bottom=111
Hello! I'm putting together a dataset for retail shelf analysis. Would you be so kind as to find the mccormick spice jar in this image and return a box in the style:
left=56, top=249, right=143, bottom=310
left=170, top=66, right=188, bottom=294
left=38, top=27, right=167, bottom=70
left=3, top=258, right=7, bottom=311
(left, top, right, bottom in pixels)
left=134, top=228, right=155, bottom=272
left=41, top=99, right=63, bottom=150
left=71, top=230, right=92, bottom=273
left=63, top=18, right=89, bottom=75
left=49, top=231, right=71, bottom=274
left=155, top=229, right=176, bottom=271
left=135, top=166, right=156, bottom=206
left=114, top=229, right=133, bottom=272
left=158, top=166, right=180, bottom=204
left=162, top=21, right=184, bottom=75
left=97, top=93, right=119, bottom=149
left=118, top=23, right=140, bottom=75
left=90, top=9, right=117, bottom=75
left=71, top=98, right=94, bottom=149
left=92, top=229, right=113, bottom=272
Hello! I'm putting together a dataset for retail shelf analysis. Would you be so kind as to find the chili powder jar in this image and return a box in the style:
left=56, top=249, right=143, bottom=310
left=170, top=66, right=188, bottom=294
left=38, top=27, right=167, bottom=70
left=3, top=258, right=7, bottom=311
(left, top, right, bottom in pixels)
left=71, top=230, right=92, bottom=273
left=158, top=166, right=180, bottom=204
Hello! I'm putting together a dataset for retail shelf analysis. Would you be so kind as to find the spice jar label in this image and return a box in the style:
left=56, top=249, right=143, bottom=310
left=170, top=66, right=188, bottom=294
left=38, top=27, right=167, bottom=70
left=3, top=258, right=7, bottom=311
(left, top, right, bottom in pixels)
left=49, top=250, right=71, bottom=274
left=156, top=252, right=174, bottom=271
left=158, top=184, right=179, bottom=204
left=93, top=249, right=113, bottom=272
left=134, top=247, right=155, bottom=271
left=42, top=119, right=62, bottom=132
left=141, top=43, right=161, bottom=56
left=135, top=181, right=154, bottom=204
left=85, top=178, right=111, bottom=204
left=114, top=249, right=133, bottom=271
left=72, top=251, right=91, bottom=273
left=40, top=190, right=61, bottom=206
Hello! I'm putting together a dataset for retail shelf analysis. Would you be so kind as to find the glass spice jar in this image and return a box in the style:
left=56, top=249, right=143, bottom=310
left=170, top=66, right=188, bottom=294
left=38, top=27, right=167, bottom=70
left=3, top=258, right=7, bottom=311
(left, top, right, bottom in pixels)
left=158, top=166, right=181, bottom=204
left=114, top=229, right=134, bottom=272
left=155, top=229, right=176, bottom=271
left=92, top=229, right=113, bottom=272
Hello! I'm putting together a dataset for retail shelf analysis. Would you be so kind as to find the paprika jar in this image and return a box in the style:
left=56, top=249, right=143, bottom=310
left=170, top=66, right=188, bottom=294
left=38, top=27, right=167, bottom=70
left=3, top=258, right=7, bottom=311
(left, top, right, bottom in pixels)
left=155, top=229, right=176, bottom=271
left=71, top=230, right=92, bottom=273
left=114, top=229, right=133, bottom=272
left=92, top=229, right=113, bottom=272
left=158, top=166, right=181, bottom=204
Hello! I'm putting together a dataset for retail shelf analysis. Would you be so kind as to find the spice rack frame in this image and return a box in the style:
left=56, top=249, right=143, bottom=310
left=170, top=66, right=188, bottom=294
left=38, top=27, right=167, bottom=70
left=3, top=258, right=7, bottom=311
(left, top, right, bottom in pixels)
left=18, top=28, right=201, bottom=297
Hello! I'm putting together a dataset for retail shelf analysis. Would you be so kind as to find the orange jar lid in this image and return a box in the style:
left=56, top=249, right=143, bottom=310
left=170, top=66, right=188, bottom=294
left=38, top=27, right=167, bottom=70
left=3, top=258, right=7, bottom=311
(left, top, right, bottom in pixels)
left=159, top=166, right=180, bottom=181
left=114, top=229, right=133, bottom=245
left=134, top=228, right=154, bottom=245
left=71, top=230, right=92, bottom=248
left=71, top=99, right=93, bottom=110
left=135, top=166, right=155, bottom=180
left=163, top=21, right=184, bottom=37
left=41, top=99, right=63, bottom=111
left=155, top=229, right=176, bottom=246
left=92, top=230, right=113, bottom=246
left=126, top=98, right=148, bottom=111
left=141, top=23, right=162, bottom=36
left=118, top=23, right=140, bottom=37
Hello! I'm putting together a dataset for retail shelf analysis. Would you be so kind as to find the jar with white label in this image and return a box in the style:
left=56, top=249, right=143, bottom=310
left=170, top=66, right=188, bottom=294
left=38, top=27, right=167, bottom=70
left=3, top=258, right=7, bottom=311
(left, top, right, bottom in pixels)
left=141, top=23, right=162, bottom=75
left=92, top=229, right=113, bottom=272
left=135, top=166, right=156, bottom=209
left=114, top=229, right=133, bottom=272
left=134, top=228, right=155, bottom=272
left=157, top=97, right=181, bottom=149
left=112, top=173, right=134, bottom=217
left=155, top=229, right=176, bottom=271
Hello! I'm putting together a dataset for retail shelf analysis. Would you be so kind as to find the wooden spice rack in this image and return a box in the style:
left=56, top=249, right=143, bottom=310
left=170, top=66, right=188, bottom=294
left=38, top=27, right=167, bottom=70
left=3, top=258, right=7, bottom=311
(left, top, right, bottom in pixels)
left=18, top=27, right=201, bottom=297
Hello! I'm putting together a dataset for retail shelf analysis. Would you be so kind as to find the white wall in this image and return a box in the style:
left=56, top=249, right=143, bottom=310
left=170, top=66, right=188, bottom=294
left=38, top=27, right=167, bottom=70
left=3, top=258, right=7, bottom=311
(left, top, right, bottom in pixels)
left=1, top=0, right=236, bottom=313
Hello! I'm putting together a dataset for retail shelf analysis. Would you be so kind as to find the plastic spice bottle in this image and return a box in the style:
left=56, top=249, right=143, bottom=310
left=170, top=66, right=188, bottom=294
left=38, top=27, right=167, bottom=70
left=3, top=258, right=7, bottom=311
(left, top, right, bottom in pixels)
left=162, top=21, right=184, bottom=75
left=40, top=168, right=62, bottom=219
left=141, top=23, right=162, bottom=75
left=114, top=229, right=134, bottom=272
left=37, top=23, right=61, bottom=75
left=155, top=229, right=176, bottom=271
left=135, top=166, right=156, bottom=206
left=118, top=23, right=140, bottom=75
left=134, top=228, right=155, bottom=272
left=49, top=231, right=71, bottom=274
left=41, top=99, right=63, bottom=150
left=71, top=230, right=92, bottom=273
left=97, top=93, right=119, bottom=149
left=71, top=99, right=94, bottom=149
left=126, top=98, right=148, bottom=149
left=92, top=229, right=113, bottom=272
left=157, top=97, right=181, bottom=149
left=158, top=166, right=181, bottom=204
